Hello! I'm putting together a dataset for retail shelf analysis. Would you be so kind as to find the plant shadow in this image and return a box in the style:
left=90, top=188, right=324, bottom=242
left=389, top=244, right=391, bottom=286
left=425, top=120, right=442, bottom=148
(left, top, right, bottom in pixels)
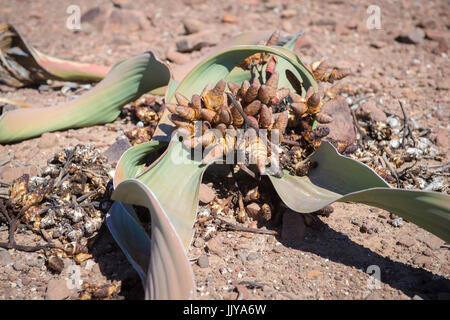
left=277, top=218, right=450, bottom=300
left=89, top=225, right=145, bottom=300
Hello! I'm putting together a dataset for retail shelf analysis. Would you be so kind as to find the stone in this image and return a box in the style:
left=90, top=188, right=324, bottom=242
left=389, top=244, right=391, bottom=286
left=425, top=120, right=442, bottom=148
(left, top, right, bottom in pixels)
left=396, top=236, right=415, bottom=248
left=197, top=255, right=209, bottom=268
left=236, top=251, right=247, bottom=263
left=81, top=7, right=103, bottom=23
left=104, top=9, right=150, bottom=34
left=416, top=19, right=437, bottom=29
left=245, top=202, right=261, bottom=219
left=395, top=29, right=425, bottom=44
left=420, top=234, right=444, bottom=250
left=166, top=50, right=191, bottom=64
left=221, top=13, right=238, bottom=24
left=294, top=37, right=312, bottom=51
left=111, top=0, right=135, bottom=9
left=206, top=238, right=224, bottom=257
left=280, top=9, right=296, bottom=19
left=413, top=255, right=433, bottom=268
left=182, top=18, right=204, bottom=34
left=359, top=221, right=379, bottom=234
left=281, top=210, right=306, bottom=241
left=356, top=101, right=387, bottom=122
left=45, top=279, right=72, bottom=300
left=435, top=128, right=448, bottom=148
left=193, top=237, right=205, bottom=248
left=247, top=252, right=260, bottom=261
left=102, top=138, right=132, bottom=166
left=13, top=260, right=28, bottom=272
left=0, top=248, right=10, bottom=266
left=425, top=29, right=450, bottom=42
left=38, top=132, right=59, bottom=149
left=198, top=183, right=216, bottom=204
left=176, top=30, right=219, bottom=53
left=321, top=97, right=356, bottom=144
left=370, top=41, right=386, bottom=49
left=47, top=256, right=64, bottom=274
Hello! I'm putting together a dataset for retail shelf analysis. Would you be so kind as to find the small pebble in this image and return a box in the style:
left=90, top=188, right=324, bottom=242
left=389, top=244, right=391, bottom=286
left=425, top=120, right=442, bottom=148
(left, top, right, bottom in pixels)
left=0, top=248, right=11, bottom=266
left=193, top=237, right=205, bottom=248
left=236, top=252, right=247, bottom=263
left=247, top=252, right=260, bottom=261
left=197, top=255, right=209, bottom=268
left=13, top=260, right=27, bottom=272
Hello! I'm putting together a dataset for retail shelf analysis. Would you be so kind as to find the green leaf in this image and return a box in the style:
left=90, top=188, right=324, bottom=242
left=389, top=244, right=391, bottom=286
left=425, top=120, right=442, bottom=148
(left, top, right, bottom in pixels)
left=0, top=52, right=170, bottom=143
left=110, top=138, right=207, bottom=299
left=270, top=141, right=450, bottom=242
left=0, top=23, right=109, bottom=87
left=169, top=45, right=317, bottom=103
left=109, top=178, right=195, bottom=299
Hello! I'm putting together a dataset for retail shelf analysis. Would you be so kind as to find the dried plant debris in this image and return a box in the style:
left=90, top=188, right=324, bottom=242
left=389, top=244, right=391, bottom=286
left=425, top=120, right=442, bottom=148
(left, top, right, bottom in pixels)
left=123, top=94, right=164, bottom=145
left=350, top=103, right=448, bottom=192
left=79, top=281, right=121, bottom=300
left=0, top=144, right=113, bottom=265
left=190, top=166, right=331, bottom=244
left=193, top=170, right=283, bottom=241
left=166, top=55, right=350, bottom=178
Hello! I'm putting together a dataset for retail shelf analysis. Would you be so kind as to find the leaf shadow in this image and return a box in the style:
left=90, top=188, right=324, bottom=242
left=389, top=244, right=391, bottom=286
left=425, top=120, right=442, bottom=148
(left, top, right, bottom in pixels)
left=89, top=225, right=145, bottom=300
left=278, top=219, right=450, bottom=299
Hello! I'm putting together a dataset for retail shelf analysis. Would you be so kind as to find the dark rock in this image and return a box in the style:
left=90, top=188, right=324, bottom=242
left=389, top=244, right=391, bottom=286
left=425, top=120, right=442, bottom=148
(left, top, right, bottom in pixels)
left=47, top=256, right=64, bottom=274
left=102, top=138, right=132, bottom=166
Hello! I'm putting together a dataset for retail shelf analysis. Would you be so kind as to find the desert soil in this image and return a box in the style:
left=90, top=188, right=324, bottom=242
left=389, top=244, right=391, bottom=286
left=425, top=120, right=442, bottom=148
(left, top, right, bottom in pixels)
left=0, top=0, right=449, bottom=300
